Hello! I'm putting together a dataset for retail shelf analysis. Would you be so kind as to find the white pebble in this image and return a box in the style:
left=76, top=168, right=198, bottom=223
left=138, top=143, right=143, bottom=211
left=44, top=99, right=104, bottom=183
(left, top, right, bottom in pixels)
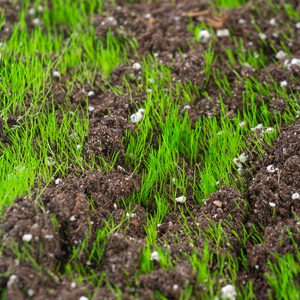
left=269, top=18, right=276, bottom=25
left=238, top=153, right=248, bottom=163
left=71, top=282, right=76, bottom=288
left=22, top=234, right=33, bottom=242
left=258, top=33, right=267, bottom=40
left=70, top=216, right=76, bottom=221
left=130, top=108, right=145, bottom=123
left=45, top=235, right=53, bottom=239
left=79, top=297, right=89, bottom=300
left=269, top=202, right=276, bottom=207
left=275, top=50, right=286, bottom=60
left=238, top=18, right=246, bottom=24
left=198, top=30, right=211, bottom=43
left=220, top=284, right=237, bottom=300
left=239, top=121, right=246, bottom=127
left=183, top=105, right=191, bottom=110
left=77, top=145, right=81, bottom=150
left=173, top=284, right=179, bottom=290
left=117, top=165, right=125, bottom=172
left=149, top=78, right=154, bottom=84
left=55, top=178, right=61, bottom=185
left=237, top=167, right=244, bottom=175
left=292, top=193, right=300, bottom=200
left=233, top=158, right=242, bottom=168
left=280, top=80, right=287, bottom=87
left=132, top=62, right=142, bottom=70
left=113, top=203, right=118, bottom=209
left=145, top=13, right=152, bottom=19
left=251, top=123, right=263, bottom=131
left=88, top=106, right=95, bottom=112
left=88, top=91, right=95, bottom=97
left=265, top=127, right=274, bottom=133
left=52, top=71, right=60, bottom=77
left=150, top=251, right=160, bottom=262
left=7, top=275, right=17, bottom=288
left=291, top=58, right=300, bottom=67
left=27, top=289, right=34, bottom=297
left=216, top=29, right=230, bottom=37
left=173, top=16, right=180, bottom=22
left=28, top=7, right=35, bottom=16
left=296, top=22, right=300, bottom=29
left=32, top=18, right=41, bottom=25
left=267, top=165, right=275, bottom=173
left=175, top=196, right=186, bottom=203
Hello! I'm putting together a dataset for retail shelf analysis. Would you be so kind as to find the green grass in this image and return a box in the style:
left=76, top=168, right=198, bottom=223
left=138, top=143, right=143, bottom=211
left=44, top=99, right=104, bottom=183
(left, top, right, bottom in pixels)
left=0, top=0, right=300, bottom=299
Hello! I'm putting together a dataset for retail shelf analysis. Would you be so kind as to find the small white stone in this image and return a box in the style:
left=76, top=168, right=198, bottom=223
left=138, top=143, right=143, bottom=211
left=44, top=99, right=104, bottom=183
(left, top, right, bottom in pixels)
left=52, top=71, right=60, bottom=77
left=22, top=234, right=33, bottom=242
left=107, top=17, right=117, bottom=26
left=145, top=13, right=152, bottom=19
left=251, top=123, right=263, bottom=131
left=149, top=78, right=154, bottom=84
left=269, top=202, right=276, bottom=207
left=173, top=16, right=180, bottom=22
left=28, top=7, right=35, bottom=16
left=237, top=168, right=244, bottom=175
left=88, top=91, right=95, bottom=97
left=291, top=58, right=300, bottom=66
left=258, top=33, right=267, bottom=40
left=280, top=80, right=287, bottom=87
left=27, top=289, right=34, bottom=297
left=296, top=22, right=300, bottom=29
left=292, top=193, right=300, bottom=200
left=183, top=105, right=191, bottom=110
left=220, top=284, right=237, bottom=300
left=239, top=121, right=246, bottom=127
left=130, top=109, right=145, bottom=123
left=32, top=18, right=41, bottom=25
left=70, top=216, right=76, bottom=221
left=79, top=297, right=89, bottom=300
left=172, top=178, right=176, bottom=184
left=88, top=106, right=95, bottom=112
left=176, top=196, right=186, bottom=203
left=275, top=50, right=286, bottom=60
left=255, top=265, right=259, bottom=269
left=38, top=5, right=44, bottom=12
left=267, top=165, right=275, bottom=173
left=77, top=145, right=81, bottom=150
left=216, top=29, right=230, bottom=37
left=71, top=282, right=76, bottom=288
left=7, top=275, right=17, bottom=288
left=238, top=153, right=248, bottom=163
left=173, top=284, right=179, bottom=290
left=233, top=158, right=242, bottom=168
left=272, top=32, right=279, bottom=38
left=45, top=235, right=53, bottom=239
left=150, top=251, right=160, bottom=262
left=238, top=18, right=246, bottom=24
left=132, top=62, right=142, bottom=70
left=55, top=178, right=61, bottom=185
left=198, top=30, right=211, bottom=43
left=269, top=18, right=276, bottom=25
left=117, top=165, right=125, bottom=172
left=114, top=203, right=118, bottom=209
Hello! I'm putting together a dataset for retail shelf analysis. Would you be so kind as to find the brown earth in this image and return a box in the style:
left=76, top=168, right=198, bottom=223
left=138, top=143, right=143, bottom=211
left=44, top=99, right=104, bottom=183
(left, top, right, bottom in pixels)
left=0, top=0, right=300, bottom=299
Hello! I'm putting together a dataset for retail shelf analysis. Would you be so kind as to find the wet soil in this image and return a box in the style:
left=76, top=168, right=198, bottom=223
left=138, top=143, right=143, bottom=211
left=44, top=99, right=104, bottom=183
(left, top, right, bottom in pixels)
left=0, top=0, right=300, bottom=299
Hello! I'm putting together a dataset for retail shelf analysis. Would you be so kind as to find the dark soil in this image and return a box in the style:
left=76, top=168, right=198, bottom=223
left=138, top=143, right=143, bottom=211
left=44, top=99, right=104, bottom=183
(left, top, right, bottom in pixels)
left=0, top=0, right=300, bottom=299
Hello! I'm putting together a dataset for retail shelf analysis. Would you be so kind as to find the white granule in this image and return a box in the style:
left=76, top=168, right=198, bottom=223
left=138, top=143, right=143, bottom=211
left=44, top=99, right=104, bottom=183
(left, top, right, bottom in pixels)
left=291, top=58, right=300, bottom=66
left=238, top=153, right=248, bottom=163
left=216, top=29, right=230, bottom=37
left=269, top=18, right=276, bottom=25
left=267, top=165, right=275, bottom=173
left=233, top=158, right=242, bottom=168
left=130, top=108, right=145, bottom=123
left=183, top=105, right=191, bottom=110
left=88, top=106, right=95, bottom=112
left=79, top=297, right=89, bottom=300
left=280, top=80, right=287, bottom=87
left=173, top=284, right=179, bottom=290
left=117, top=165, right=125, bottom=172
left=238, top=18, right=246, bottom=24
left=292, top=193, right=300, bottom=200
left=71, top=282, right=76, bottom=288
left=144, top=13, right=152, bottom=19
left=275, top=50, right=286, bottom=60
left=220, top=284, right=237, bottom=300
left=150, top=251, right=160, bottom=262
left=28, top=7, right=35, bottom=15
left=7, top=275, right=17, bottom=288
left=70, top=216, right=76, bottom=221
left=251, top=123, right=263, bottom=131
left=269, top=202, right=276, bottom=207
left=32, top=18, right=41, bottom=25
left=175, top=196, right=186, bottom=203
left=27, top=289, right=34, bottom=297
left=132, top=62, right=142, bottom=70
left=22, top=234, right=33, bottom=242
left=52, top=71, right=60, bottom=77
left=55, top=178, right=61, bottom=185
left=296, top=22, right=300, bottom=29
left=198, top=30, right=211, bottom=43
left=77, top=145, right=81, bottom=150
left=239, top=121, right=246, bottom=127
left=88, top=91, right=95, bottom=97
left=258, top=33, right=267, bottom=40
